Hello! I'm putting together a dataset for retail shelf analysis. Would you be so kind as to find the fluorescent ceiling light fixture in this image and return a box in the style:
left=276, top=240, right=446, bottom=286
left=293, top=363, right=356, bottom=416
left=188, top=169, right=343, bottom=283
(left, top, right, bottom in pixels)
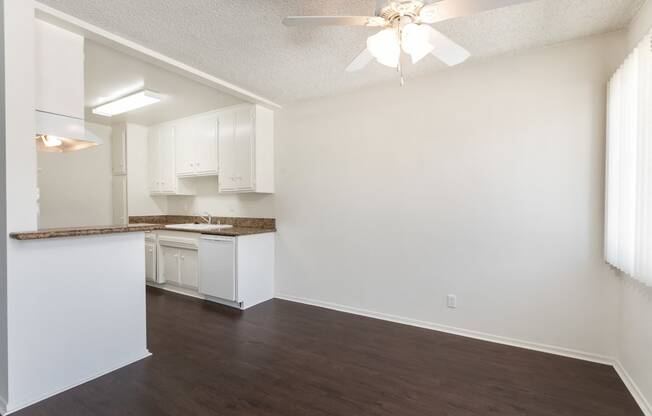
left=92, top=90, right=162, bottom=117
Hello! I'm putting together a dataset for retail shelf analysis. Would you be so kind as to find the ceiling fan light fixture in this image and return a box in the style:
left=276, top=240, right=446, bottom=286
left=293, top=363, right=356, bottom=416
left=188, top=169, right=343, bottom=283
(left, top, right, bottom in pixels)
left=367, top=28, right=401, bottom=68
left=401, top=23, right=434, bottom=64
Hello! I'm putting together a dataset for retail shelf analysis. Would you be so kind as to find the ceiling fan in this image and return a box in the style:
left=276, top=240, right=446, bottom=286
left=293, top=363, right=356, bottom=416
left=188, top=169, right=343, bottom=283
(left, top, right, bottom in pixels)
left=283, top=0, right=534, bottom=83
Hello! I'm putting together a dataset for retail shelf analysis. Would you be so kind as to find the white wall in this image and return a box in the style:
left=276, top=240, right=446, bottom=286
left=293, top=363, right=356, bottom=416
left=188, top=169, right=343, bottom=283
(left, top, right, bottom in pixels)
left=616, top=2, right=652, bottom=412
left=274, top=31, right=627, bottom=359
left=37, top=122, right=113, bottom=228
left=3, top=0, right=39, bottom=412
left=628, top=0, right=652, bottom=47
left=166, top=176, right=274, bottom=217
left=6, top=233, right=149, bottom=413
left=618, top=278, right=652, bottom=412
left=125, top=123, right=167, bottom=216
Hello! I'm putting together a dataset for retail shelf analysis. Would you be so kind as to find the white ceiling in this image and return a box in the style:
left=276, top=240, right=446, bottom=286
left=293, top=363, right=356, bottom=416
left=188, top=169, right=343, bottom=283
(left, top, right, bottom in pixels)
left=85, top=40, right=242, bottom=126
left=42, top=0, right=645, bottom=104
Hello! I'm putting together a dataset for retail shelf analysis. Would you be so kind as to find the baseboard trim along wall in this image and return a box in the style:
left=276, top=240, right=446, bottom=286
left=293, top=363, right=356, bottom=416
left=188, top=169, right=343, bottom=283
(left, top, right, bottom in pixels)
left=614, top=360, right=652, bottom=416
left=2, top=351, right=151, bottom=415
left=274, top=293, right=613, bottom=364
left=275, top=293, right=650, bottom=416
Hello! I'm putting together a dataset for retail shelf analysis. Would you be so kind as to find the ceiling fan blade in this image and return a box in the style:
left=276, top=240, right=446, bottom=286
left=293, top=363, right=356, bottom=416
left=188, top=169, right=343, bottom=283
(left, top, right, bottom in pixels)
left=283, top=16, right=385, bottom=27
left=426, top=27, right=470, bottom=66
left=419, top=0, right=536, bottom=24
left=346, top=48, right=374, bottom=72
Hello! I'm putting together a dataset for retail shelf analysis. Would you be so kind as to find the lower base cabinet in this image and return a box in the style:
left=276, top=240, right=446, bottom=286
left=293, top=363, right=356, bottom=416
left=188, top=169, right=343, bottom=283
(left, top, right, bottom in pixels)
left=145, top=230, right=274, bottom=310
left=157, top=232, right=200, bottom=290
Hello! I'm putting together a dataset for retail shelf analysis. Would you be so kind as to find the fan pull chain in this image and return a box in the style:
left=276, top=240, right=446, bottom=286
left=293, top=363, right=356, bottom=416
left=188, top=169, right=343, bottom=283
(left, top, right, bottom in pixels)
left=397, top=22, right=405, bottom=86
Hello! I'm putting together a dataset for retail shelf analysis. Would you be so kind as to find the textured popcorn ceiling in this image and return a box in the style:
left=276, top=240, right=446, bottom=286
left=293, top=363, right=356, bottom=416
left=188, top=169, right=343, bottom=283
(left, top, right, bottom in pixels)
left=39, top=0, right=644, bottom=104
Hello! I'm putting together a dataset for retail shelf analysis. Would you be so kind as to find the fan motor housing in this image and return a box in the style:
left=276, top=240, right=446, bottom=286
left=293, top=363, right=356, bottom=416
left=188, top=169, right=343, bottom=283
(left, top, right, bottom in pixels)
left=376, top=0, right=425, bottom=22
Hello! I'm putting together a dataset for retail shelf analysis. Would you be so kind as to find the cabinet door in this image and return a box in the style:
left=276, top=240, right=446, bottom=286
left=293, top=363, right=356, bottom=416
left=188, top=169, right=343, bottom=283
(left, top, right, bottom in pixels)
left=159, top=245, right=180, bottom=286
left=158, top=125, right=176, bottom=193
left=218, top=110, right=237, bottom=191
left=148, top=128, right=160, bottom=192
left=179, top=248, right=199, bottom=290
left=145, top=241, right=156, bottom=282
left=234, top=107, right=255, bottom=191
left=199, top=238, right=236, bottom=301
left=175, top=119, right=195, bottom=176
left=111, top=125, right=127, bottom=175
left=112, top=175, right=127, bottom=225
left=194, top=115, right=219, bottom=175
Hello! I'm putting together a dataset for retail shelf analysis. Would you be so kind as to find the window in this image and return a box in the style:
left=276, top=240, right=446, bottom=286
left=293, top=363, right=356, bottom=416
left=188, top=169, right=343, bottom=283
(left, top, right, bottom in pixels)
left=605, top=32, right=652, bottom=286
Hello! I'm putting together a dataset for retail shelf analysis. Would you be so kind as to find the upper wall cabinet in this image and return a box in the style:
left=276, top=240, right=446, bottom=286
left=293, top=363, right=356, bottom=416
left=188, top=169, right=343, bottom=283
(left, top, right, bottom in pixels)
left=111, top=125, right=127, bottom=175
left=148, top=124, right=195, bottom=196
left=175, top=114, right=219, bottom=177
left=218, top=105, right=274, bottom=194
left=35, top=20, right=84, bottom=119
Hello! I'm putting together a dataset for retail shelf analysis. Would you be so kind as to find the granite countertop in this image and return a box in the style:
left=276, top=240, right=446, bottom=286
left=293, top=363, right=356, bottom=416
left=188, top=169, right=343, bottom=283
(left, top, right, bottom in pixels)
left=10, top=216, right=277, bottom=241
left=163, top=226, right=277, bottom=236
left=10, top=224, right=162, bottom=240
left=131, top=215, right=276, bottom=237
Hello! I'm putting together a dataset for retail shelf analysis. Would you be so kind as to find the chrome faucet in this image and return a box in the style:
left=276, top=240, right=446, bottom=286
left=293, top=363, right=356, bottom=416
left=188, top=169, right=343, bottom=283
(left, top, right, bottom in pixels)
left=199, top=211, right=212, bottom=224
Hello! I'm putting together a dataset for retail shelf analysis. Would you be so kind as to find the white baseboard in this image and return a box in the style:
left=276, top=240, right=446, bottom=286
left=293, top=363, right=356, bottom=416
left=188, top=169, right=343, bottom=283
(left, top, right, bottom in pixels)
left=2, top=350, right=151, bottom=415
left=275, top=293, right=614, bottom=365
left=614, top=360, right=652, bottom=416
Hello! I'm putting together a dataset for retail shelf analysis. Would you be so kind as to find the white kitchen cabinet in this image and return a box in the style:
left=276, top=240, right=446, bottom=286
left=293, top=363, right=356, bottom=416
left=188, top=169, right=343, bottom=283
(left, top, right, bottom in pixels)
left=111, top=175, right=127, bottom=225
left=218, top=104, right=274, bottom=194
left=159, top=245, right=180, bottom=286
left=159, top=125, right=176, bottom=193
left=35, top=20, right=84, bottom=119
left=157, top=233, right=200, bottom=289
left=176, top=114, right=219, bottom=177
left=179, top=248, right=199, bottom=290
left=199, top=233, right=274, bottom=309
left=175, top=119, right=195, bottom=176
left=149, top=124, right=194, bottom=195
left=217, top=110, right=237, bottom=192
left=111, top=125, right=127, bottom=175
left=145, top=235, right=157, bottom=283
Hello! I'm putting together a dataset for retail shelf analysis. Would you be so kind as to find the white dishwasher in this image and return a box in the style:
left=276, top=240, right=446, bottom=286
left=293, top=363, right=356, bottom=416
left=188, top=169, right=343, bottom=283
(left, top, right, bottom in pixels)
left=199, top=235, right=236, bottom=302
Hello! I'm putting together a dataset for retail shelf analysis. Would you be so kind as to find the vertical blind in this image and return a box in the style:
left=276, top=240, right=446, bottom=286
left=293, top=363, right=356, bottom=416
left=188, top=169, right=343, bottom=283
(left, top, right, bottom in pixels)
left=605, top=32, right=652, bottom=287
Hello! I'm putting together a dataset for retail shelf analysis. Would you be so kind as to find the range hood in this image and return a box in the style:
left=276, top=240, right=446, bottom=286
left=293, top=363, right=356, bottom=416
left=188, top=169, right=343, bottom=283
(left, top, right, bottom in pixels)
left=35, top=20, right=100, bottom=153
left=35, top=111, right=103, bottom=153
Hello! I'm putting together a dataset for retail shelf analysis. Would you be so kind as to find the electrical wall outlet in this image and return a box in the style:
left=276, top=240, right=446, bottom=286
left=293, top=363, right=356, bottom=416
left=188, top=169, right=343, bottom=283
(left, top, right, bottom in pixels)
left=447, top=294, right=457, bottom=309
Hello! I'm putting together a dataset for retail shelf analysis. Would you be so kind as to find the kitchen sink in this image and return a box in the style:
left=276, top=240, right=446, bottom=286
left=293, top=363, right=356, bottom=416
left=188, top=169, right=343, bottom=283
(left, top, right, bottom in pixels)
left=165, top=223, right=234, bottom=231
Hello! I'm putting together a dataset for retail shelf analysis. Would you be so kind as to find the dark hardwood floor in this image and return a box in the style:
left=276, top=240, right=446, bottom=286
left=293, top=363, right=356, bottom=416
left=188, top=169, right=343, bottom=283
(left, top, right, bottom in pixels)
left=17, top=287, right=642, bottom=415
